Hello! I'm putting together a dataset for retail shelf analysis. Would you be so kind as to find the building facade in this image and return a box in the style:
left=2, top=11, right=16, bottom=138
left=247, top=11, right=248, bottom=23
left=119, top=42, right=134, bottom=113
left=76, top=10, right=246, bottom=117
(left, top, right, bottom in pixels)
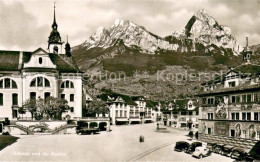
left=0, top=7, right=84, bottom=120
left=198, top=39, right=260, bottom=141
left=162, top=99, right=199, bottom=130
left=99, top=92, right=154, bottom=125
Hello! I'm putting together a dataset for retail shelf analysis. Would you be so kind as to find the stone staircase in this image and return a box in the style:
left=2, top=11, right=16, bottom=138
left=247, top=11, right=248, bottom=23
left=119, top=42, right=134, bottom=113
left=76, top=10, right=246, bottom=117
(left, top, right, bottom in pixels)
left=199, top=133, right=259, bottom=151
left=51, top=124, right=77, bottom=134
left=15, top=123, right=34, bottom=135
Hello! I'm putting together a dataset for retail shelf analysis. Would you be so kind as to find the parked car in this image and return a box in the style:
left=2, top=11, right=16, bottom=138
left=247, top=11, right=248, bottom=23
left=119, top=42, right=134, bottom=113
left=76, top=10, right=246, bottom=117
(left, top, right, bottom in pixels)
left=248, top=141, right=260, bottom=161
left=206, top=142, right=217, bottom=152
left=76, top=127, right=99, bottom=135
left=192, top=146, right=212, bottom=159
left=185, top=142, right=202, bottom=154
left=244, top=154, right=256, bottom=162
left=174, top=141, right=190, bottom=152
left=214, top=144, right=225, bottom=154
left=222, top=145, right=234, bottom=157
left=231, top=147, right=248, bottom=160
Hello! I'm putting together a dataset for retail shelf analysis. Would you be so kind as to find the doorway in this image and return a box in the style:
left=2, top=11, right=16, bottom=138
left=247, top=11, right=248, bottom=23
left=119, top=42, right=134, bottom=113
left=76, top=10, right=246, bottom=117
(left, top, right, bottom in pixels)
left=231, top=129, right=235, bottom=137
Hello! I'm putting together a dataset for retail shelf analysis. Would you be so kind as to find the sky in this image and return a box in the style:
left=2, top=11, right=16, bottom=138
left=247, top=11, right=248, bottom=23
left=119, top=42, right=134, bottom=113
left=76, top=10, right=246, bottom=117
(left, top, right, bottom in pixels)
left=0, top=0, right=260, bottom=51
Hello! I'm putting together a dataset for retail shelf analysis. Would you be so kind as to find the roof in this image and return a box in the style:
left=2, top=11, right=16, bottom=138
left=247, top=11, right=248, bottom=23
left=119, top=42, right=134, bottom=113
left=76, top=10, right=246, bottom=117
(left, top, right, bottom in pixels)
left=131, top=96, right=145, bottom=101
left=175, top=99, right=189, bottom=109
left=146, top=100, right=159, bottom=107
left=201, top=64, right=260, bottom=86
left=233, top=64, right=260, bottom=75
left=0, top=50, right=80, bottom=73
left=99, top=92, right=137, bottom=106
left=198, top=83, right=260, bottom=96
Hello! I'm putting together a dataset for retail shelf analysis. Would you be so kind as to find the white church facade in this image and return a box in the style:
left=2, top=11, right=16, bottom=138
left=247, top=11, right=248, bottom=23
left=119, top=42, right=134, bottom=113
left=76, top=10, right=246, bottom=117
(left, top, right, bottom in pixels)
left=0, top=6, right=84, bottom=120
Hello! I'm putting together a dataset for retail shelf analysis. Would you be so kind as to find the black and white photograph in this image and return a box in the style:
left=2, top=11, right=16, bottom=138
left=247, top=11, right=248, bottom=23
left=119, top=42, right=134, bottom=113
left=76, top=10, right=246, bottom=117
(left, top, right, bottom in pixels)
left=0, top=0, right=260, bottom=161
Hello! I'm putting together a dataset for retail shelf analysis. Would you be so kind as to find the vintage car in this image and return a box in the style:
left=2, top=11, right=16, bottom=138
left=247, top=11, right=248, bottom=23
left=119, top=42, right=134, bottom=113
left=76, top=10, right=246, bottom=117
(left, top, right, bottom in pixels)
left=206, top=142, right=217, bottom=152
left=174, top=141, right=190, bottom=152
left=231, top=147, right=248, bottom=160
left=214, top=144, right=225, bottom=154
left=185, top=142, right=202, bottom=154
left=192, top=146, right=212, bottom=159
left=222, top=145, right=234, bottom=157
left=248, top=141, right=260, bottom=161
left=76, top=127, right=99, bottom=135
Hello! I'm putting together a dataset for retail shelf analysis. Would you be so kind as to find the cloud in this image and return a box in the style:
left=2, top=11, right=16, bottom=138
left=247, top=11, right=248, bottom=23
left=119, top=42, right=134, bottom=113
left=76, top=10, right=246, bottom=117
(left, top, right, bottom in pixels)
left=0, top=1, right=49, bottom=51
left=0, top=0, right=259, bottom=51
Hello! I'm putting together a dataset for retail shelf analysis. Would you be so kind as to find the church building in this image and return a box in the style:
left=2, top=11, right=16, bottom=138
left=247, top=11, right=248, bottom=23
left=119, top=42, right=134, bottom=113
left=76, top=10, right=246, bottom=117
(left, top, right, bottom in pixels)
left=0, top=5, right=84, bottom=120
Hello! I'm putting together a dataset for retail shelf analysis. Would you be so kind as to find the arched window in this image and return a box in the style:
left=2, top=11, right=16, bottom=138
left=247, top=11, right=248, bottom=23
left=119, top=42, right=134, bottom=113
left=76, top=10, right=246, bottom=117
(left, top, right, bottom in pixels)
left=30, top=77, right=51, bottom=87
left=39, top=57, right=43, bottom=64
left=0, top=78, right=18, bottom=89
left=61, top=80, right=74, bottom=89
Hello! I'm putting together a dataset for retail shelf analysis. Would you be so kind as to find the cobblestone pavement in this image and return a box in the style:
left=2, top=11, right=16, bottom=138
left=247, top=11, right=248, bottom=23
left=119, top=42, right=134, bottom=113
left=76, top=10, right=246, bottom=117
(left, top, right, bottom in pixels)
left=0, top=123, right=233, bottom=161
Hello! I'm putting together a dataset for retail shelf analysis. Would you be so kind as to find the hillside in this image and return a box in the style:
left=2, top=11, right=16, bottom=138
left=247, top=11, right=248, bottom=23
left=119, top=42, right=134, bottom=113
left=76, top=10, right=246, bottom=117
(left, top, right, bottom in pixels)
left=71, top=9, right=259, bottom=100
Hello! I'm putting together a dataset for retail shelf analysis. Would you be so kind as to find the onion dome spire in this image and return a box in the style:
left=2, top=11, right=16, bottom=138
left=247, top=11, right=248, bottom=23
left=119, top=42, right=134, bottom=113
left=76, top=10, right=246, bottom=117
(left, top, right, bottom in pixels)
left=65, top=35, right=72, bottom=57
left=48, top=2, right=62, bottom=49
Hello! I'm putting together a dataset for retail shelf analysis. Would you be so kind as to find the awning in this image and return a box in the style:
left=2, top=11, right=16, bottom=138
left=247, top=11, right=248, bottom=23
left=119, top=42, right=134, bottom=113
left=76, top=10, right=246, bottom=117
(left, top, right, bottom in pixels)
left=116, top=118, right=129, bottom=122
left=129, top=118, right=141, bottom=121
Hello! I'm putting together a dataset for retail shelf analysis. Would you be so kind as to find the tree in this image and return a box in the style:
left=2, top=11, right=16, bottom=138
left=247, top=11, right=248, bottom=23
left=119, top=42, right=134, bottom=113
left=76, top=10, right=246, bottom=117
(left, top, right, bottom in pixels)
left=18, top=107, right=25, bottom=119
left=44, top=97, right=70, bottom=120
left=23, top=99, right=37, bottom=119
left=87, top=99, right=109, bottom=117
left=35, top=98, right=45, bottom=120
left=22, top=97, right=70, bottom=120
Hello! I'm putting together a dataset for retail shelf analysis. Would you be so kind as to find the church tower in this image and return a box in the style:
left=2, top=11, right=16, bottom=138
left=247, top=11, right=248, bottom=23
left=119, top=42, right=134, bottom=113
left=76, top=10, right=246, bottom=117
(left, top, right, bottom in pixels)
left=48, top=3, right=64, bottom=54
left=242, top=37, right=252, bottom=64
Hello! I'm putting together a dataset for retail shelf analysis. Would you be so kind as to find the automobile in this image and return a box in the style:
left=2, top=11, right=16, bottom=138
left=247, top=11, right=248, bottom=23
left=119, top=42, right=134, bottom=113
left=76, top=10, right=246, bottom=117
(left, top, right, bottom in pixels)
left=192, top=146, right=212, bottom=159
left=174, top=141, right=190, bottom=152
left=76, top=127, right=99, bottom=135
left=206, top=142, right=217, bottom=152
left=244, top=154, right=256, bottom=162
left=248, top=141, right=260, bottom=161
left=222, top=145, right=234, bottom=157
left=230, top=147, right=248, bottom=160
left=214, top=144, right=225, bottom=154
left=185, top=142, right=202, bottom=154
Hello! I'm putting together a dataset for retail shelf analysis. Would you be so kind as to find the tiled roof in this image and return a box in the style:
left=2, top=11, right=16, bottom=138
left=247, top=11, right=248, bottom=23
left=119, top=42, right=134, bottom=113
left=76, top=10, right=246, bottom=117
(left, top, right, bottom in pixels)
left=0, top=50, right=80, bottom=73
left=99, top=93, right=137, bottom=106
left=0, top=50, right=21, bottom=71
left=146, top=100, right=159, bottom=107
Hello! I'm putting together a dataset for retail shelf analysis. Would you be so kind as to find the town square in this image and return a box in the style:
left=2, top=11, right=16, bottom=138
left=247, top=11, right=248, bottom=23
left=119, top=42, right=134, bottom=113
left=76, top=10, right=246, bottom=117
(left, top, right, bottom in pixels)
left=0, top=124, right=234, bottom=161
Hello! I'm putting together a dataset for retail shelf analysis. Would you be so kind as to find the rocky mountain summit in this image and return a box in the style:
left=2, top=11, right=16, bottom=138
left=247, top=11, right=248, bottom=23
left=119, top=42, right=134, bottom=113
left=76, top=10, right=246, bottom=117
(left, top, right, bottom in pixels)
left=173, top=9, right=241, bottom=55
left=74, top=9, right=241, bottom=56
left=76, top=19, right=179, bottom=54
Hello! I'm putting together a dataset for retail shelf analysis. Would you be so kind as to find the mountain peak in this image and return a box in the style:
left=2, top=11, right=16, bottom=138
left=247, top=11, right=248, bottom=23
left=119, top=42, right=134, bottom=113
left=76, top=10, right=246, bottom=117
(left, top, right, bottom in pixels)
left=113, top=19, right=138, bottom=29
left=114, top=19, right=125, bottom=26
left=79, top=19, right=179, bottom=53
left=183, top=9, right=241, bottom=54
